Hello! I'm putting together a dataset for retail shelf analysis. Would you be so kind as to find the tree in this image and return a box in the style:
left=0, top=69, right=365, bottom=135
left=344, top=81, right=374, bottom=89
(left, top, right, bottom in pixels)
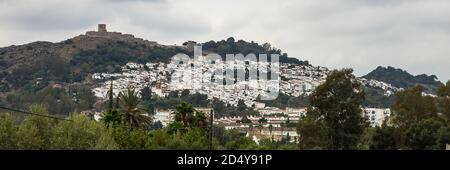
left=404, top=118, right=450, bottom=150
left=172, top=102, right=207, bottom=129
left=181, top=89, right=190, bottom=98
left=391, top=86, right=438, bottom=128
left=15, top=105, right=56, bottom=149
left=306, top=69, right=367, bottom=150
left=437, top=81, right=450, bottom=119
left=101, top=109, right=122, bottom=127
left=258, top=117, right=268, bottom=124
left=118, top=87, right=152, bottom=128
left=76, top=86, right=96, bottom=109
left=102, top=82, right=122, bottom=127
left=237, top=100, right=247, bottom=112
left=1, top=105, right=118, bottom=150
left=107, top=81, right=114, bottom=113
left=50, top=114, right=117, bottom=150
left=173, top=102, right=195, bottom=127
left=226, top=37, right=235, bottom=43
left=111, top=125, right=151, bottom=150
left=225, top=136, right=258, bottom=150
left=0, top=113, right=17, bottom=149
left=297, top=114, right=329, bottom=150
left=369, top=124, right=398, bottom=150
left=140, top=86, right=152, bottom=101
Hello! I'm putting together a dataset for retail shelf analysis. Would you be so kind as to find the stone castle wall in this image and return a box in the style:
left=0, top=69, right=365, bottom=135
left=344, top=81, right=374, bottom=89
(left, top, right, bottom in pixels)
left=80, top=24, right=159, bottom=47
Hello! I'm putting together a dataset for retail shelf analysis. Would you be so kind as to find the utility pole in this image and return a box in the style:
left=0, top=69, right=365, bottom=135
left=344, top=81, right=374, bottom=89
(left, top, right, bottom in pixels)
left=208, top=108, right=214, bottom=150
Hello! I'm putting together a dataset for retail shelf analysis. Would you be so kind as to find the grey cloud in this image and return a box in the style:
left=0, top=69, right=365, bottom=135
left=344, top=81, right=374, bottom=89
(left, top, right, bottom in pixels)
left=103, top=0, right=165, bottom=2
left=0, top=0, right=449, bottom=80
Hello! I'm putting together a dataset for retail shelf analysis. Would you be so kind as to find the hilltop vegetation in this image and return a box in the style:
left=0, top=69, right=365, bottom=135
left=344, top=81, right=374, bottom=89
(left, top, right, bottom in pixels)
left=363, top=66, right=442, bottom=93
left=201, top=37, right=309, bottom=65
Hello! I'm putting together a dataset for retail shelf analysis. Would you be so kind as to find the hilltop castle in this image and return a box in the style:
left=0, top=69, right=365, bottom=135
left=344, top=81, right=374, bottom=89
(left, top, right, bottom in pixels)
left=80, top=24, right=158, bottom=47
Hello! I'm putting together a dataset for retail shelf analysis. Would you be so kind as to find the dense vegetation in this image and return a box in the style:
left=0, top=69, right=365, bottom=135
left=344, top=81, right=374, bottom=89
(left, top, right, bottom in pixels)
left=0, top=88, right=295, bottom=150
left=363, top=66, right=442, bottom=92
left=4, top=54, right=70, bottom=92
left=69, top=41, right=189, bottom=82
left=362, top=87, right=395, bottom=108
left=140, top=88, right=259, bottom=117
left=257, top=93, right=309, bottom=109
left=1, top=69, right=450, bottom=150
left=201, top=37, right=309, bottom=66
left=298, top=69, right=367, bottom=150
left=298, top=69, right=450, bottom=150
left=4, top=85, right=96, bottom=116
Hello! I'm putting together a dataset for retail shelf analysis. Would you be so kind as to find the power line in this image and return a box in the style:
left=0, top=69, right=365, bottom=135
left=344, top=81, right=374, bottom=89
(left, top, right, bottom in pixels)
left=0, top=106, right=72, bottom=121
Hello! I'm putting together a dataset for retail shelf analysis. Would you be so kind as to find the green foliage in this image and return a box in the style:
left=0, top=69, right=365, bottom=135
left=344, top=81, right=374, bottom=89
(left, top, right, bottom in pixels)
left=297, top=114, right=329, bottom=150
left=4, top=86, right=96, bottom=116
left=0, top=105, right=116, bottom=150
left=391, top=86, right=438, bottom=128
left=367, top=84, right=450, bottom=150
left=70, top=41, right=189, bottom=81
left=140, top=86, right=152, bottom=102
left=165, top=102, right=209, bottom=139
left=101, top=110, right=122, bottom=127
left=258, top=117, right=268, bottom=124
left=147, top=128, right=210, bottom=150
left=172, top=102, right=207, bottom=128
left=143, top=90, right=209, bottom=112
left=363, top=66, right=442, bottom=93
left=201, top=38, right=309, bottom=65
left=224, top=136, right=258, bottom=150
left=15, top=105, right=57, bottom=149
left=369, top=125, right=398, bottom=150
left=304, top=69, right=367, bottom=150
left=118, top=87, right=152, bottom=128
left=404, top=118, right=450, bottom=150
left=6, top=55, right=70, bottom=89
left=49, top=115, right=117, bottom=150
left=102, top=82, right=122, bottom=127
left=363, top=87, right=395, bottom=108
left=356, top=128, right=375, bottom=150
left=258, top=93, right=309, bottom=109
left=437, top=81, right=450, bottom=119
left=0, top=113, right=17, bottom=149
left=111, top=125, right=151, bottom=150
left=212, top=99, right=259, bottom=117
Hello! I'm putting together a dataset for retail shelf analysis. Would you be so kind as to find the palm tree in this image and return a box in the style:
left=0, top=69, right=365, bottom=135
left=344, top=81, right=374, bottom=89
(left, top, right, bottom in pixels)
left=118, top=87, right=152, bottom=128
left=173, top=102, right=195, bottom=127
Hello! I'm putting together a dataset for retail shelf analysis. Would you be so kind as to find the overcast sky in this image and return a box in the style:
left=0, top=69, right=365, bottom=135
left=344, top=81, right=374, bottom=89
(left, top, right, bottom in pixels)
left=1, top=0, right=449, bottom=81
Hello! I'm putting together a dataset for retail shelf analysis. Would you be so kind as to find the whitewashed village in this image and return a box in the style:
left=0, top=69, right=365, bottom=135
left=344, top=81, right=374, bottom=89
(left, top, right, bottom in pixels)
left=88, top=59, right=396, bottom=144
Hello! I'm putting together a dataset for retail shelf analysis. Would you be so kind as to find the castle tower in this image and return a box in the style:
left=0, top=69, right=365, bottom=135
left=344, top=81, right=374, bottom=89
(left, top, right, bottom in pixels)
left=98, top=24, right=107, bottom=33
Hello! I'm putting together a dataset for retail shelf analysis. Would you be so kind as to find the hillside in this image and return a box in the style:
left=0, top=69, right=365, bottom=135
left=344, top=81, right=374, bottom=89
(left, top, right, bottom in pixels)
left=0, top=26, right=307, bottom=94
left=363, top=66, right=442, bottom=93
left=0, top=25, right=440, bottom=114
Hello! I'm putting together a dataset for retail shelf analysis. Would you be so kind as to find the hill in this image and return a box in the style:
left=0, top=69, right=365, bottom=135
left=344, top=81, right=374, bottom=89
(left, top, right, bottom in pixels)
left=0, top=25, right=441, bottom=114
left=363, top=66, right=442, bottom=93
left=0, top=25, right=306, bottom=94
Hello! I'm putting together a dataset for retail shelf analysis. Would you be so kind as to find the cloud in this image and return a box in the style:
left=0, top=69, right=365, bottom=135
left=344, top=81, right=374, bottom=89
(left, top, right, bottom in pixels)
left=0, top=0, right=449, bottom=81
left=103, top=0, right=165, bottom=2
